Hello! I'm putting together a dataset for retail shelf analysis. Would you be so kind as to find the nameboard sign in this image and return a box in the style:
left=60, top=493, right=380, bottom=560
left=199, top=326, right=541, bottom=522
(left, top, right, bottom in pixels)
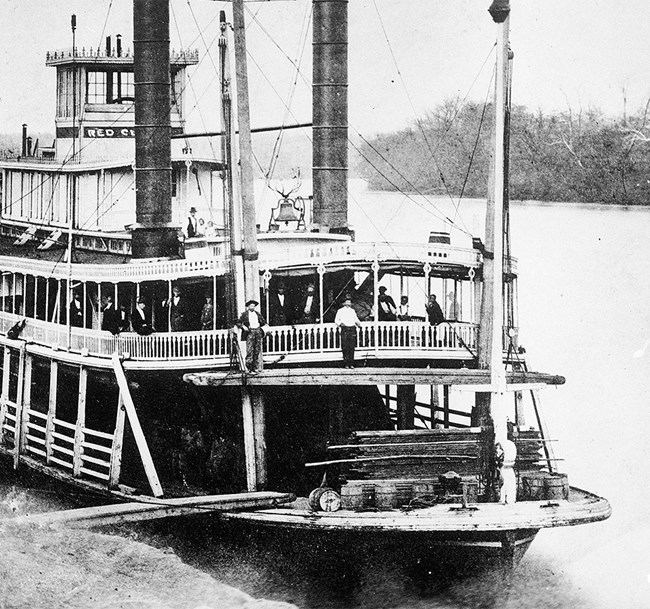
left=85, top=127, right=135, bottom=138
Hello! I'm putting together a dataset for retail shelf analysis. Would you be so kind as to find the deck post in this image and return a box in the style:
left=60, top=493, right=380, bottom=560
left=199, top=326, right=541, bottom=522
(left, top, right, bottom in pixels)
left=12, top=344, right=27, bottom=468
left=241, top=386, right=257, bottom=491
left=0, top=347, right=9, bottom=444
left=108, top=392, right=127, bottom=489
left=396, top=385, right=415, bottom=429
left=443, top=385, right=450, bottom=428
left=430, top=384, right=440, bottom=427
left=251, top=387, right=267, bottom=489
left=18, top=354, right=32, bottom=455
left=73, top=366, right=88, bottom=477
left=45, top=361, right=58, bottom=464
left=111, top=354, right=163, bottom=497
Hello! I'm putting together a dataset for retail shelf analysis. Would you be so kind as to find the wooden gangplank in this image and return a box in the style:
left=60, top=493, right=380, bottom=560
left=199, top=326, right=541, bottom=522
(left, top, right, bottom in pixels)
left=9, top=491, right=294, bottom=529
left=184, top=367, right=565, bottom=388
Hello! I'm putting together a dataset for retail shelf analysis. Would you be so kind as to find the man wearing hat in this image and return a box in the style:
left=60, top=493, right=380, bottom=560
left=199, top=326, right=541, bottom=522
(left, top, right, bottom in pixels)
left=334, top=294, right=362, bottom=368
left=377, top=286, right=397, bottom=321
left=186, top=207, right=198, bottom=238
left=236, top=299, right=267, bottom=374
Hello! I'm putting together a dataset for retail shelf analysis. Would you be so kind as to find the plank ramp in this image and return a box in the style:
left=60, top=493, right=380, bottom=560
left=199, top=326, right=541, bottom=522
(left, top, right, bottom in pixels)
left=8, top=491, right=294, bottom=529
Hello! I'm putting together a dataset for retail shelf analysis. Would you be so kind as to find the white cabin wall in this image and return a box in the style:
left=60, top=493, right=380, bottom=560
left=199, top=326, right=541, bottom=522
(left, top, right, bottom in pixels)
left=174, top=165, right=226, bottom=232
left=95, top=167, right=135, bottom=230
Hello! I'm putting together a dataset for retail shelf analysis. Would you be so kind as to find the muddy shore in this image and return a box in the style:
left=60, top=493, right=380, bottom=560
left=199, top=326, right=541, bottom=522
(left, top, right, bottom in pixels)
left=0, top=485, right=296, bottom=609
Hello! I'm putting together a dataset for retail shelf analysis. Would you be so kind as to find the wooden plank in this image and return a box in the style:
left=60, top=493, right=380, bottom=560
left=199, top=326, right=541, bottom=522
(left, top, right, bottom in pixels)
left=184, top=367, right=565, bottom=388
left=73, top=367, right=88, bottom=477
left=19, top=355, right=33, bottom=456
left=9, top=491, right=294, bottom=529
left=12, top=345, right=26, bottom=468
left=0, top=348, right=9, bottom=441
left=305, top=454, right=478, bottom=467
left=111, top=354, right=163, bottom=498
left=328, top=440, right=485, bottom=450
left=109, top=392, right=126, bottom=490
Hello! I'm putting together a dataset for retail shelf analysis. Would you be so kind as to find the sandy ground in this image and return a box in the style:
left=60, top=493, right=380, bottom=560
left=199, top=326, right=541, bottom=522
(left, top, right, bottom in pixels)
left=0, top=488, right=296, bottom=609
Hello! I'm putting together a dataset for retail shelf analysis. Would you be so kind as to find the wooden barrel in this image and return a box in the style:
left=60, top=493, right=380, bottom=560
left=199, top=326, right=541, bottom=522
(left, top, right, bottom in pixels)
left=341, top=483, right=375, bottom=510
left=544, top=473, right=570, bottom=500
left=519, top=473, right=546, bottom=500
left=308, top=487, right=341, bottom=511
left=375, top=481, right=398, bottom=509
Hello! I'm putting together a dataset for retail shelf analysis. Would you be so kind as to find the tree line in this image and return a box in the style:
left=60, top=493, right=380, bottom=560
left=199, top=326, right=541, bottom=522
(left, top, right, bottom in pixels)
left=356, top=99, right=650, bottom=205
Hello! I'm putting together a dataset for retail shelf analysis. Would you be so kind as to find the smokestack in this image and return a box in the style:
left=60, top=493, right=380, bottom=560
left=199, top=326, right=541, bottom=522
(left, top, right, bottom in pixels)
left=131, top=0, right=179, bottom=258
left=312, top=0, right=348, bottom=233
left=21, top=124, right=27, bottom=157
left=106, top=35, right=111, bottom=56
left=116, top=34, right=122, bottom=57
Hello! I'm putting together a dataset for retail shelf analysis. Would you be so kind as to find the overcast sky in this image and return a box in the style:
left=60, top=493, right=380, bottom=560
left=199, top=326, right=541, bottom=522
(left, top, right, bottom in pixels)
left=1, top=0, right=649, bottom=138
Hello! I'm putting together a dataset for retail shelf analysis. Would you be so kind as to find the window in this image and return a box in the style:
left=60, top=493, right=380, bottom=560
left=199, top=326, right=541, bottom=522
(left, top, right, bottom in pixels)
left=87, top=70, right=134, bottom=104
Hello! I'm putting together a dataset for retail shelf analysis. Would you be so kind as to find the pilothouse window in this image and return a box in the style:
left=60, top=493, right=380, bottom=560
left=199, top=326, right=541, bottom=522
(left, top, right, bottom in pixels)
left=87, top=70, right=134, bottom=104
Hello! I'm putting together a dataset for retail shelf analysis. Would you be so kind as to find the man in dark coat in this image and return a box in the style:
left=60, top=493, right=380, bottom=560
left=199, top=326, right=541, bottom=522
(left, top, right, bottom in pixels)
left=236, top=299, right=267, bottom=374
left=377, top=286, right=397, bottom=321
left=268, top=283, right=292, bottom=325
left=186, top=207, right=198, bottom=238
left=296, top=283, right=319, bottom=324
left=425, top=294, right=445, bottom=325
left=132, top=298, right=153, bottom=335
left=70, top=292, right=84, bottom=327
left=101, top=295, right=120, bottom=334
left=164, top=286, right=189, bottom=331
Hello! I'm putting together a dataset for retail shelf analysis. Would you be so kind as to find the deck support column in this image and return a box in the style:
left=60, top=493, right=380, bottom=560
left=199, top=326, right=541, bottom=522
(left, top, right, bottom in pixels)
left=45, top=361, right=58, bottom=464
left=443, top=384, right=450, bottom=428
left=396, top=385, right=415, bottom=430
left=73, top=367, right=88, bottom=477
left=0, top=348, right=10, bottom=446
left=12, top=345, right=27, bottom=468
left=241, top=386, right=267, bottom=491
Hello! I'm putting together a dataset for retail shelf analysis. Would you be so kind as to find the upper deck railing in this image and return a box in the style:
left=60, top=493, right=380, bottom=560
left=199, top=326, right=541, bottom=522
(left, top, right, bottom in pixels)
left=258, top=241, right=483, bottom=270
left=0, top=312, right=482, bottom=370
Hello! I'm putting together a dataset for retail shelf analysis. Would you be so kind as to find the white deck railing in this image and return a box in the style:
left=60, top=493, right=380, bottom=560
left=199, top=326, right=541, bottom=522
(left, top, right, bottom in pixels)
left=0, top=313, right=480, bottom=367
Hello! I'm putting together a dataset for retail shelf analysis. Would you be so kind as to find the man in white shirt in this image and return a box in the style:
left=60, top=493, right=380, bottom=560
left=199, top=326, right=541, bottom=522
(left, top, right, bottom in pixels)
left=334, top=295, right=362, bottom=368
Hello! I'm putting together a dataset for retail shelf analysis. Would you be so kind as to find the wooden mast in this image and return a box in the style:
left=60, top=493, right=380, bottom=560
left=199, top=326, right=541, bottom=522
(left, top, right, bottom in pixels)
left=488, top=0, right=511, bottom=444
left=473, top=1, right=511, bottom=432
left=232, top=0, right=260, bottom=306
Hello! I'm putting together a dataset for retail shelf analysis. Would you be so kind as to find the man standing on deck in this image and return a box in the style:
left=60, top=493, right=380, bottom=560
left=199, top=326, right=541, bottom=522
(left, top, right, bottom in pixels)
left=335, top=294, right=362, bottom=368
left=236, top=299, right=267, bottom=374
left=101, top=295, right=119, bottom=334
left=186, top=207, right=198, bottom=238
left=296, top=282, right=319, bottom=324
left=425, top=294, right=444, bottom=325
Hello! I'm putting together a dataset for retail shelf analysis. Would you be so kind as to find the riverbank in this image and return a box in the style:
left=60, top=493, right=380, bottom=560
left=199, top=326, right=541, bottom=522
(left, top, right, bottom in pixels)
left=0, top=487, right=295, bottom=609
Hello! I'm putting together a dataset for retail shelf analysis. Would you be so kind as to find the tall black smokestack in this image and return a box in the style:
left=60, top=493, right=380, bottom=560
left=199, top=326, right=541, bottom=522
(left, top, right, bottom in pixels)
left=21, top=124, right=27, bottom=157
left=132, top=0, right=179, bottom=258
left=312, top=0, right=348, bottom=232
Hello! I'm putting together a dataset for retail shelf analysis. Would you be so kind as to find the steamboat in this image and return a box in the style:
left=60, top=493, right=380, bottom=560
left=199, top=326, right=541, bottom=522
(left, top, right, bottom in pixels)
left=0, top=0, right=609, bottom=567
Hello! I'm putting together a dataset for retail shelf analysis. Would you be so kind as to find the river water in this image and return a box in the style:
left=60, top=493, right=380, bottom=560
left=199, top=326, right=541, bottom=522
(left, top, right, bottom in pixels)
left=7, top=183, right=650, bottom=608
left=146, top=184, right=649, bottom=608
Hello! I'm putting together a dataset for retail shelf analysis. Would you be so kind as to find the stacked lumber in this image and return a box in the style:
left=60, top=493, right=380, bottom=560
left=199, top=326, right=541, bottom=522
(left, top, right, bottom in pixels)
left=328, top=428, right=484, bottom=481
left=514, top=429, right=546, bottom=472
